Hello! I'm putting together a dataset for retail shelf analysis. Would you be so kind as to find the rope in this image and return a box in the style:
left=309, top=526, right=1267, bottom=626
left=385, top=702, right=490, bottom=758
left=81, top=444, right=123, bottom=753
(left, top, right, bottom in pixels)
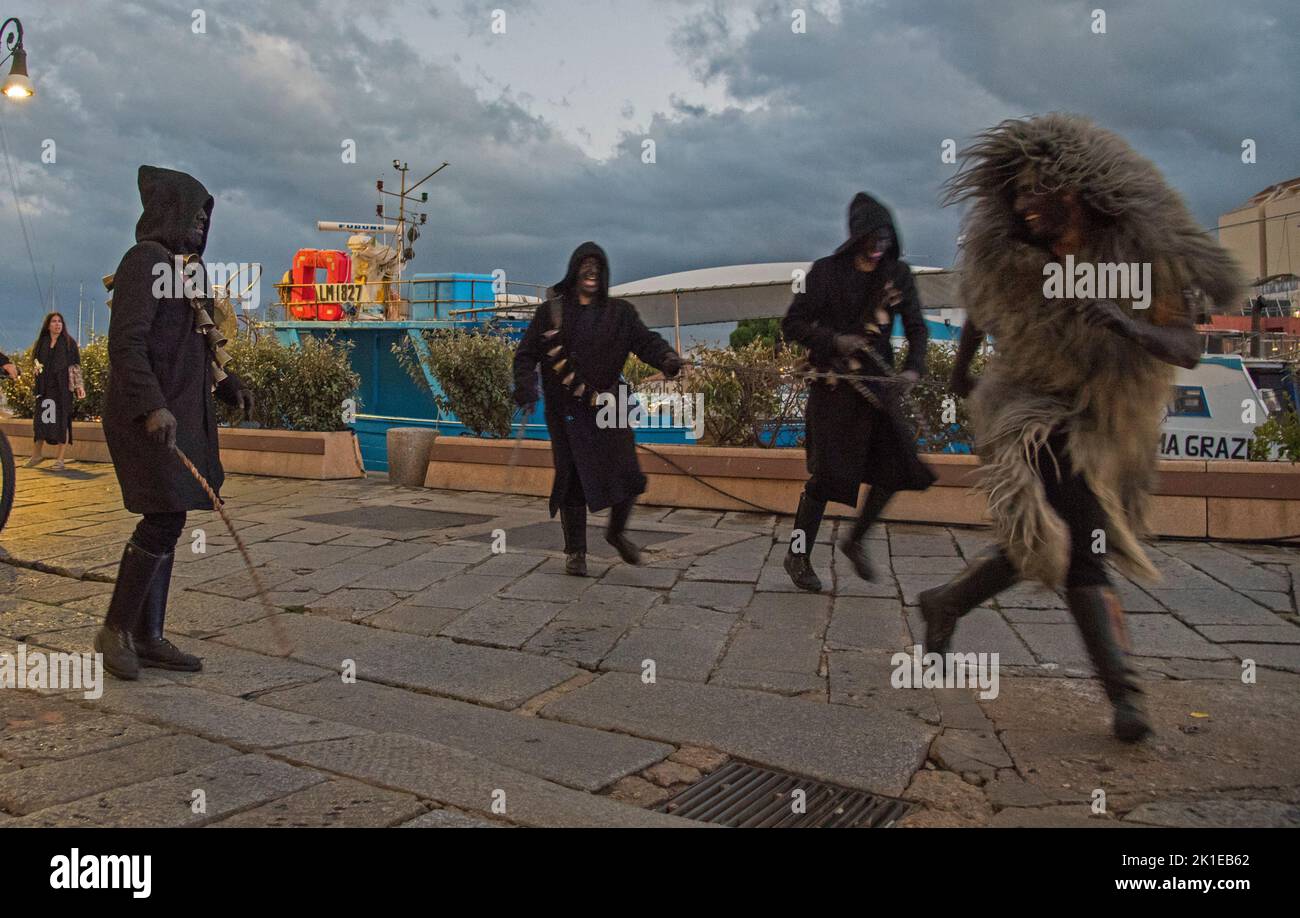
left=170, top=444, right=292, bottom=654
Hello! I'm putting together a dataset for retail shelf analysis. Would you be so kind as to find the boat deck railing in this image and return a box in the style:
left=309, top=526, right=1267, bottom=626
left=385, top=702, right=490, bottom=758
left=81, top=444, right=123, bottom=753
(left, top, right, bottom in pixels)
left=271, top=277, right=550, bottom=323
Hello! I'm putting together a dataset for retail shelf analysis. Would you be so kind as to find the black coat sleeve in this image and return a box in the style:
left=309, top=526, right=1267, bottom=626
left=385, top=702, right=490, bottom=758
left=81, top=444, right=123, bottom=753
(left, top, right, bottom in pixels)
left=108, top=244, right=170, bottom=421
left=782, top=262, right=836, bottom=365
left=626, top=303, right=677, bottom=372
left=512, top=302, right=547, bottom=404
left=895, top=266, right=928, bottom=376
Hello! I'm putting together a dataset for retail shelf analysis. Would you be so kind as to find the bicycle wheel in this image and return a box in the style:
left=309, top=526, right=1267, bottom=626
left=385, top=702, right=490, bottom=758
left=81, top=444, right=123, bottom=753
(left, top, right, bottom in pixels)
left=0, top=431, right=14, bottom=533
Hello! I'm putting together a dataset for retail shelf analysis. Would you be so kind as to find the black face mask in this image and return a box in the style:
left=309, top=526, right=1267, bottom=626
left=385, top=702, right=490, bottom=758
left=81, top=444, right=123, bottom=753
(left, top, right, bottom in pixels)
left=576, top=257, right=602, bottom=288
left=184, top=210, right=208, bottom=253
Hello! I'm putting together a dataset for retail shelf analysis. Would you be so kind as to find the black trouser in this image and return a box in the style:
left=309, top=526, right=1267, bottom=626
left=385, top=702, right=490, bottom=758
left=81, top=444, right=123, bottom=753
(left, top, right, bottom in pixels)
left=791, top=485, right=894, bottom=553
left=1038, top=431, right=1110, bottom=589
left=132, top=512, right=187, bottom=556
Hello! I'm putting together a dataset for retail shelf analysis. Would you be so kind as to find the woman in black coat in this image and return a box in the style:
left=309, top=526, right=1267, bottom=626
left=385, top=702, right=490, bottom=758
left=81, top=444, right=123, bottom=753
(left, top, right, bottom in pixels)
left=95, top=165, right=252, bottom=680
left=781, top=192, right=934, bottom=591
left=25, top=312, right=85, bottom=471
left=513, top=242, right=684, bottom=576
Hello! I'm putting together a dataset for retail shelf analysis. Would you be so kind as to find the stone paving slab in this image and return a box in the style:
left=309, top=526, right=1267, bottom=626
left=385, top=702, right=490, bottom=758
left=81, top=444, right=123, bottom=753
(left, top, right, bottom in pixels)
left=0, top=713, right=167, bottom=765
left=523, top=603, right=644, bottom=668
left=91, top=684, right=370, bottom=750
left=208, top=777, right=427, bottom=828
left=258, top=679, right=671, bottom=792
left=1146, top=587, right=1282, bottom=625
left=1195, top=623, right=1300, bottom=644
left=1223, top=643, right=1300, bottom=672
left=668, top=580, right=755, bottom=613
left=986, top=675, right=1300, bottom=799
left=15, top=753, right=327, bottom=827
left=215, top=613, right=580, bottom=708
left=825, top=597, right=910, bottom=651
left=405, top=574, right=516, bottom=610
left=542, top=672, right=935, bottom=795
left=603, top=623, right=730, bottom=683
left=363, top=603, right=467, bottom=636
left=1121, top=796, right=1300, bottom=828
left=401, top=808, right=504, bottom=828
left=0, top=733, right=235, bottom=815
left=273, top=732, right=697, bottom=828
left=905, top=607, right=1037, bottom=665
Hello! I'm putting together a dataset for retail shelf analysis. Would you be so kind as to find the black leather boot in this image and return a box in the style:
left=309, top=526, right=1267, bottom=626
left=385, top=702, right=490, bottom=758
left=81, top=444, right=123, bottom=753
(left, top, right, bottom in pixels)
left=94, top=541, right=166, bottom=680
left=604, top=498, right=641, bottom=566
left=134, top=551, right=202, bottom=671
left=918, top=547, right=1018, bottom=656
left=1067, top=586, right=1152, bottom=743
left=839, top=487, right=893, bottom=582
left=561, top=506, right=588, bottom=576
left=784, top=491, right=825, bottom=592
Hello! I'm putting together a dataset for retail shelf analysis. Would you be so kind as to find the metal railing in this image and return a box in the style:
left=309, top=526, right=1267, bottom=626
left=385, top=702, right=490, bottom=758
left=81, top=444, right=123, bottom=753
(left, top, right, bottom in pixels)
left=270, top=277, right=549, bottom=322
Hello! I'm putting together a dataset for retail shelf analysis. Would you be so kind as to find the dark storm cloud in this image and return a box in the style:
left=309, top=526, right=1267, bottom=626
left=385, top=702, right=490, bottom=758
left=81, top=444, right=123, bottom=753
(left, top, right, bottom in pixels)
left=0, top=0, right=1295, bottom=346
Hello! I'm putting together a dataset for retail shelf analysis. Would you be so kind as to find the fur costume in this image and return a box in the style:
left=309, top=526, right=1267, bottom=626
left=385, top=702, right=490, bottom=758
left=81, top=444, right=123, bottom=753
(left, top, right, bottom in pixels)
left=944, top=114, right=1242, bottom=587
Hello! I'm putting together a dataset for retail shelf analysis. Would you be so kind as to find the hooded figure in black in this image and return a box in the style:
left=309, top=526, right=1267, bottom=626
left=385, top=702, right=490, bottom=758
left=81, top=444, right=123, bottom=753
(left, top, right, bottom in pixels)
left=94, top=165, right=253, bottom=680
left=513, top=242, right=683, bottom=575
left=780, top=192, right=934, bottom=591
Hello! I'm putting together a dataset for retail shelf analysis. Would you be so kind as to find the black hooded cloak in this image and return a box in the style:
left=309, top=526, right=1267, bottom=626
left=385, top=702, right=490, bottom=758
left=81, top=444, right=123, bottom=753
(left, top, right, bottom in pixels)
left=782, top=192, right=934, bottom=506
left=513, top=241, right=679, bottom=515
left=103, top=165, right=243, bottom=514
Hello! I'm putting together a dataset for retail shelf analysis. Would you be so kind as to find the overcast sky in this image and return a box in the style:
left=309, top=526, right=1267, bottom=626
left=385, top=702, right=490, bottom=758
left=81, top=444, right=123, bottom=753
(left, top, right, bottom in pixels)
left=0, top=0, right=1296, bottom=349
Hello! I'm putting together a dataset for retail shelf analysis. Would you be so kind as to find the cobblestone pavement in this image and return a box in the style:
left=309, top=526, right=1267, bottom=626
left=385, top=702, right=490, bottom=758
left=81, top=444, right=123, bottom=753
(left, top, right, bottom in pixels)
left=2, top=462, right=1299, bottom=827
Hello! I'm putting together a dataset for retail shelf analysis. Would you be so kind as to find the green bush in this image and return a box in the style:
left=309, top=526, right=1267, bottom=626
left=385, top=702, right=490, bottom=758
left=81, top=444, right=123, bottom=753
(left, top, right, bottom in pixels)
left=218, top=332, right=360, bottom=431
left=2, top=332, right=359, bottom=431
left=687, top=339, right=805, bottom=446
left=0, top=347, right=37, bottom=417
left=395, top=328, right=515, bottom=438
left=729, top=317, right=783, bottom=350
left=901, top=340, right=987, bottom=453
left=1248, top=410, right=1300, bottom=461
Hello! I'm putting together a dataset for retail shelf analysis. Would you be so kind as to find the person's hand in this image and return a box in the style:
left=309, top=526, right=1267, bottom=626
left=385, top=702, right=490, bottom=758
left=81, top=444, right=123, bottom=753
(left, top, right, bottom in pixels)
left=143, top=407, right=178, bottom=449
left=75, top=386, right=86, bottom=400
left=833, top=334, right=869, bottom=357
left=662, top=354, right=686, bottom=379
left=950, top=370, right=976, bottom=399
left=1, top=363, right=17, bottom=379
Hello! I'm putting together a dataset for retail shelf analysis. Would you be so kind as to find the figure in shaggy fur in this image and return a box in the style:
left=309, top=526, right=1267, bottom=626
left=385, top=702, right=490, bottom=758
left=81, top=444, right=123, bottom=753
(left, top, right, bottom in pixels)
left=923, top=113, right=1242, bottom=742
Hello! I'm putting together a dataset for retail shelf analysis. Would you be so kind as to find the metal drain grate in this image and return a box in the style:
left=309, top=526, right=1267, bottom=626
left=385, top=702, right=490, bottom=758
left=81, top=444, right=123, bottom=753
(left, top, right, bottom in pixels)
left=656, top=761, right=913, bottom=828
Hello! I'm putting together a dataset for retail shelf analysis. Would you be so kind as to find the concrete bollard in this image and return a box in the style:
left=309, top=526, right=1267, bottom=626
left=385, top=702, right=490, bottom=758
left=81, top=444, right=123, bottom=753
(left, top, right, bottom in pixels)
left=386, top=427, right=439, bottom=488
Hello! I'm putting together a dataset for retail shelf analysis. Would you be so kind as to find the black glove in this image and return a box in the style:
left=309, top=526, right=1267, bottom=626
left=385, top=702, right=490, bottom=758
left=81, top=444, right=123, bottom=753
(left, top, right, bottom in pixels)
left=143, top=407, right=178, bottom=449
left=662, top=353, right=685, bottom=379
left=234, top=388, right=255, bottom=418
left=513, top=388, right=537, bottom=410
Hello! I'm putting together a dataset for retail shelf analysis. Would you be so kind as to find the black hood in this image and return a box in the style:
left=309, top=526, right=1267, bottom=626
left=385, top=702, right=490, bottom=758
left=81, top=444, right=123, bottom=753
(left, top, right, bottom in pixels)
left=833, top=192, right=901, bottom=260
left=553, top=241, right=610, bottom=301
left=135, top=165, right=214, bottom=256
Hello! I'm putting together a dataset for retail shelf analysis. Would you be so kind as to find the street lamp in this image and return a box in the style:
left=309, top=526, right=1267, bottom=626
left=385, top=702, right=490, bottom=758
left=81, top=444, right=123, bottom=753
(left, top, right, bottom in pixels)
left=0, top=17, right=32, bottom=100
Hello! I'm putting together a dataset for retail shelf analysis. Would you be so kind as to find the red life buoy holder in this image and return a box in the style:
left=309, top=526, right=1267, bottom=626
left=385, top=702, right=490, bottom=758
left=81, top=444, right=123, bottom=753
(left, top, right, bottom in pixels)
left=288, top=249, right=353, bottom=320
